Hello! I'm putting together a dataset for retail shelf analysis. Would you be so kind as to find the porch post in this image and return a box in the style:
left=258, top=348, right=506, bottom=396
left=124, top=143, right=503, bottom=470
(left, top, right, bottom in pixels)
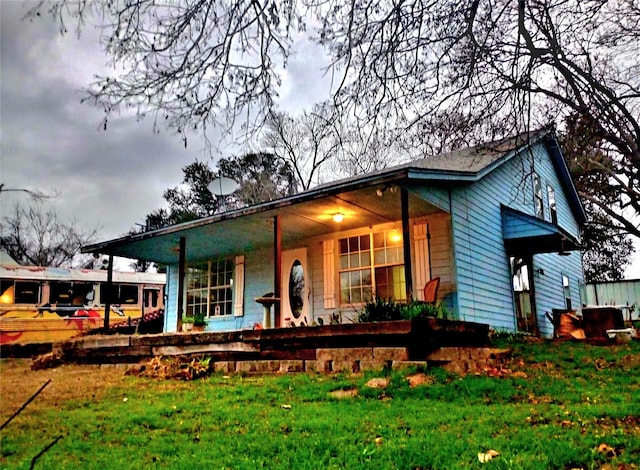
left=176, top=237, right=186, bottom=332
left=274, top=215, right=282, bottom=327
left=103, top=254, right=114, bottom=331
left=401, top=188, right=414, bottom=301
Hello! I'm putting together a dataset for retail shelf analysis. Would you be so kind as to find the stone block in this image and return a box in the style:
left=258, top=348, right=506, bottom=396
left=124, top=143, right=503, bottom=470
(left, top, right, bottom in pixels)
left=303, top=360, right=319, bottom=373
left=373, top=347, right=409, bottom=361
left=331, top=360, right=360, bottom=373
left=279, top=360, right=304, bottom=373
left=80, top=336, right=131, bottom=349
left=213, top=361, right=236, bottom=373
left=235, top=360, right=281, bottom=374
left=359, top=360, right=390, bottom=372
left=316, top=347, right=374, bottom=362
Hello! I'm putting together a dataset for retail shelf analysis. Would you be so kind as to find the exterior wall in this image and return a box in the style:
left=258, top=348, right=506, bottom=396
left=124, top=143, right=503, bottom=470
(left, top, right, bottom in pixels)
left=165, top=248, right=273, bottom=333
left=450, top=141, right=584, bottom=335
left=164, top=264, right=179, bottom=333
left=309, top=212, right=453, bottom=323
left=533, top=252, right=584, bottom=337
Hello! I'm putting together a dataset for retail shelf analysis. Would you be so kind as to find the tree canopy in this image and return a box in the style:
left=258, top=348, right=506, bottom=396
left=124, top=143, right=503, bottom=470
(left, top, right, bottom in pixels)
left=32, top=0, right=639, bottom=241
left=0, top=202, right=98, bottom=267
left=142, top=153, right=296, bottom=231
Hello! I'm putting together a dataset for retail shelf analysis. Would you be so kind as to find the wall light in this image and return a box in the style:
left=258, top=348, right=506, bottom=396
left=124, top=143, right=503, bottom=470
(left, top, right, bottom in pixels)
left=332, top=212, right=344, bottom=223
left=389, top=229, right=402, bottom=243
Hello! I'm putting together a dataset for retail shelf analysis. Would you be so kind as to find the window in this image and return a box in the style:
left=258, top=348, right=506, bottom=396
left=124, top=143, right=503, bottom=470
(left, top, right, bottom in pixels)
left=533, top=173, right=544, bottom=219
left=563, top=275, right=572, bottom=310
left=338, top=230, right=405, bottom=305
left=0, top=280, right=40, bottom=304
left=50, top=281, right=94, bottom=305
left=547, top=186, right=557, bottom=224
left=100, top=283, right=139, bottom=305
left=186, top=259, right=234, bottom=317
left=144, top=289, right=160, bottom=308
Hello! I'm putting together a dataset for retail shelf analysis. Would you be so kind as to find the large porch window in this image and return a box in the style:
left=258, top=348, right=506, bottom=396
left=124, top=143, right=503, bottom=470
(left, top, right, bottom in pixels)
left=338, top=230, right=405, bottom=305
left=186, top=259, right=234, bottom=317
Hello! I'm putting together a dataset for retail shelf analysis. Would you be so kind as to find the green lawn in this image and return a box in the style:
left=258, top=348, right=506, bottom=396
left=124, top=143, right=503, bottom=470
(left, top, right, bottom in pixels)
left=2, top=339, right=639, bottom=469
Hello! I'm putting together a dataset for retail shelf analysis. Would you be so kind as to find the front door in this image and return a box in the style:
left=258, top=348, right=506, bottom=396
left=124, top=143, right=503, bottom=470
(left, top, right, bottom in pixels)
left=280, top=248, right=309, bottom=327
left=511, top=256, right=538, bottom=334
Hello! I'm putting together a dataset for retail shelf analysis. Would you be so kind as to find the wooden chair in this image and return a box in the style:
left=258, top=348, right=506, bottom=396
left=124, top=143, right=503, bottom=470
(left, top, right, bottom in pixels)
left=423, top=277, right=440, bottom=304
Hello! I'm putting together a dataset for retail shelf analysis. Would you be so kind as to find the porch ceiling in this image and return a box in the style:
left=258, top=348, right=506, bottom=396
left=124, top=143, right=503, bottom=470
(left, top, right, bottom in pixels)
left=85, top=183, right=442, bottom=265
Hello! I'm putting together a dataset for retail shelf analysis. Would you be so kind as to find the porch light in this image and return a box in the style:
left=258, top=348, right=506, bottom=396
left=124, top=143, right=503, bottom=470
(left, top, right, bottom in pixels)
left=332, top=212, right=345, bottom=223
left=389, top=229, right=402, bottom=243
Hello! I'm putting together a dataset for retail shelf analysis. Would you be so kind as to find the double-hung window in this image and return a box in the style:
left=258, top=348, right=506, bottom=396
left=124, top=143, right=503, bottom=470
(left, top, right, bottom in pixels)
left=338, top=230, right=405, bottom=305
left=533, top=173, right=544, bottom=219
left=186, top=259, right=234, bottom=318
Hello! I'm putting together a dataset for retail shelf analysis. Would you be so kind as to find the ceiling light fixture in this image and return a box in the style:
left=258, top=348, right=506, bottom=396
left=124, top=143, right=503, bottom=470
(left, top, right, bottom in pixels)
left=332, top=212, right=344, bottom=223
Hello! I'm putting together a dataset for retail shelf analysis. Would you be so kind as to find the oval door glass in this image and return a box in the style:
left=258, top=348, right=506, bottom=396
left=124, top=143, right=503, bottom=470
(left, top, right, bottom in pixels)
left=288, top=260, right=304, bottom=319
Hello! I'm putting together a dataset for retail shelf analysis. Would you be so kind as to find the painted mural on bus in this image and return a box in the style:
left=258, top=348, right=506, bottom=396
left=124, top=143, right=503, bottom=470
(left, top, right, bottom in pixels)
left=0, top=265, right=165, bottom=344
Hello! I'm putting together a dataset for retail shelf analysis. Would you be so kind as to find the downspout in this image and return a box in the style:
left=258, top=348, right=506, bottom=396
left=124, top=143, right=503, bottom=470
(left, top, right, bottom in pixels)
left=176, top=237, right=186, bottom=333
left=103, top=254, right=114, bottom=331
left=401, top=188, right=414, bottom=301
left=274, top=215, right=282, bottom=327
left=427, top=223, right=432, bottom=280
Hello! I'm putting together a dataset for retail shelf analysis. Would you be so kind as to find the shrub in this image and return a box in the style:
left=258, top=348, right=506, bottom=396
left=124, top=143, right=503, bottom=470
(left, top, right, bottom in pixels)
left=357, top=298, right=403, bottom=322
left=356, top=298, right=448, bottom=322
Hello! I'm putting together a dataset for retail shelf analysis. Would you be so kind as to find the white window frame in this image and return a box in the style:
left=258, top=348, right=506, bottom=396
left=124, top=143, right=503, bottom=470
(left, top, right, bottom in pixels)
left=337, top=230, right=406, bottom=305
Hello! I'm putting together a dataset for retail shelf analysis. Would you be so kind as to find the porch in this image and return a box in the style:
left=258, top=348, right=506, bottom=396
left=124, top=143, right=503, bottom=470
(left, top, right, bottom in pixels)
left=42, top=318, right=491, bottom=374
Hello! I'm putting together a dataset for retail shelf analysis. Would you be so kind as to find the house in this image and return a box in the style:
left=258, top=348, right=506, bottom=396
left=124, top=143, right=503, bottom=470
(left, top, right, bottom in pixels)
left=83, top=128, right=586, bottom=338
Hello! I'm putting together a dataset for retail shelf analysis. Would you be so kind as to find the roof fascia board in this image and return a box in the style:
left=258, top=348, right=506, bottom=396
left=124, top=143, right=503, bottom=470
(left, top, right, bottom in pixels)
left=543, top=134, right=587, bottom=225
left=83, top=168, right=411, bottom=254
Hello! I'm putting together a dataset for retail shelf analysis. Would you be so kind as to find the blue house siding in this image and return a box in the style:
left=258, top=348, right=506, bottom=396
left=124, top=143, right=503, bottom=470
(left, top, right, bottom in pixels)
left=165, top=264, right=179, bottom=333
left=449, top=142, right=583, bottom=334
left=533, top=251, right=584, bottom=336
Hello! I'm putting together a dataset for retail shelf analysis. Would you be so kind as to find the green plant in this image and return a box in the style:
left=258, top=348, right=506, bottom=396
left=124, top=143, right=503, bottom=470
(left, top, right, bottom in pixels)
left=357, top=299, right=449, bottom=323
left=357, top=298, right=403, bottom=322
left=400, top=301, right=448, bottom=320
left=193, top=312, right=207, bottom=326
left=182, top=316, right=195, bottom=324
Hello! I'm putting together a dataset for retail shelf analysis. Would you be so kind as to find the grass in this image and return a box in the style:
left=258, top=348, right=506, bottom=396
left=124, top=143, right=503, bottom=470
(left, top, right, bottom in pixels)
left=1, top=340, right=639, bottom=469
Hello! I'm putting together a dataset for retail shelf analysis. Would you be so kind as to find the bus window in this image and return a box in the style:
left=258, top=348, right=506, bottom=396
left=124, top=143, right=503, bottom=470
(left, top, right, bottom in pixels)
left=0, top=280, right=15, bottom=304
left=14, top=281, right=40, bottom=304
left=144, top=289, right=159, bottom=308
left=51, top=282, right=94, bottom=305
left=50, top=282, right=73, bottom=304
left=100, top=283, right=139, bottom=305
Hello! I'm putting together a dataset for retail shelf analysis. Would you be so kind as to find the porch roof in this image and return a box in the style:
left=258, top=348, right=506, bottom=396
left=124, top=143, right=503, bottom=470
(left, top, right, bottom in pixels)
left=83, top=177, right=443, bottom=264
left=501, top=206, right=581, bottom=257
left=83, top=128, right=584, bottom=264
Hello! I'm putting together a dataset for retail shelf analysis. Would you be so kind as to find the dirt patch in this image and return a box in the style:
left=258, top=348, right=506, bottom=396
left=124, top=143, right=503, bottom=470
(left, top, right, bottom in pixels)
left=0, top=358, right=132, bottom=424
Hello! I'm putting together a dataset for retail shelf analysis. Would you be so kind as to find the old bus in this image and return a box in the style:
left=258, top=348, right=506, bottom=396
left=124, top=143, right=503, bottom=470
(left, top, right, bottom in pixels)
left=0, top=265, right=165, bottom=345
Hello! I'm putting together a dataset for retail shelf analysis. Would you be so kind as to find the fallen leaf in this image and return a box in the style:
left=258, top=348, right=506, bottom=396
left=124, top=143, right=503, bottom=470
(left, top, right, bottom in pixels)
left=374, top=437, right=384, bottom=446
left=597, top=443, right=616, bottom=457
left=281, top=404, right=292, bottom=409
left=478, top=449, right=499, bottom=463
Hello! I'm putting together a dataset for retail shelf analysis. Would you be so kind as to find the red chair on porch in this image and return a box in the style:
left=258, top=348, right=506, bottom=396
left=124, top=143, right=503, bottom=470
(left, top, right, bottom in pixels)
left=423, top=277, right=440, bottom=304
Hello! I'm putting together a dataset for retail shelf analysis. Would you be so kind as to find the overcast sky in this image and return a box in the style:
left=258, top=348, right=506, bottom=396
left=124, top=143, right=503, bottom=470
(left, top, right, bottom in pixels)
left=0, top=1, right=330, bottom=264
left=1, top=1, right=638, bottom=278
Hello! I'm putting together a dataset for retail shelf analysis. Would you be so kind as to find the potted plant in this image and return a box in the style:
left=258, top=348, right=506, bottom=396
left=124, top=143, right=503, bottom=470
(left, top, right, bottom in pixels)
left=182, top=315, right=194, bottom=332
left=193, top=312, right=207, bottom=332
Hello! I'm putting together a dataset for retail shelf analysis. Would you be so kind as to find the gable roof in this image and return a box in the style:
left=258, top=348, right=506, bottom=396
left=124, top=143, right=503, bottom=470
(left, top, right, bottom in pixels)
left=83, top=128, right=585, bottom=263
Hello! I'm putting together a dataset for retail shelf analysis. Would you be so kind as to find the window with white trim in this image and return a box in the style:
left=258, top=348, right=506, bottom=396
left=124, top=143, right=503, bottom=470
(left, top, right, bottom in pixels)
left=338, top=230, right=406, bottom=305
left=547, top=185, right=557, bottom=224
left=186, top=259, right=234, bottom=317
left=533, top=173, right=544, bottom=219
